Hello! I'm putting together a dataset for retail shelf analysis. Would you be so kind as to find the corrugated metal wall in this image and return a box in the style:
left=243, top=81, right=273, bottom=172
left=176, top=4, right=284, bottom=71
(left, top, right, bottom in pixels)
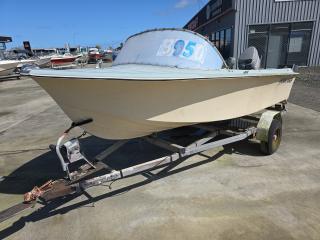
left=233, top=0, right=320, bottom=66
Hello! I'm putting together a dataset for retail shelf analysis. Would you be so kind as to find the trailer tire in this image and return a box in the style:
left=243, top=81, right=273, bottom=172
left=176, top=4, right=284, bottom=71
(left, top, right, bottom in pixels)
left=260, top=119, right=282, bottom=155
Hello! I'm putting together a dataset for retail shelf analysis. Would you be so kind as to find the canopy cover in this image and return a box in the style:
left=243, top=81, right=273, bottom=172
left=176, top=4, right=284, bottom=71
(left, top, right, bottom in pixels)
left=114, top=29, right=225, bottom=70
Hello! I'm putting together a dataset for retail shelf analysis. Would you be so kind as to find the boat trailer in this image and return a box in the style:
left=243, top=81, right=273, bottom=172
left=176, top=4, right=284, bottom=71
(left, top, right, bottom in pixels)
left=0, top=73, right=20, bottom=82
left=0, top=106, right=285, bottom=223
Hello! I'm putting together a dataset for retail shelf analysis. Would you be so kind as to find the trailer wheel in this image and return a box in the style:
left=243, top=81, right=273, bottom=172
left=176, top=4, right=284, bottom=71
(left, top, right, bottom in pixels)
left=260, top=119, right=282, bottom=155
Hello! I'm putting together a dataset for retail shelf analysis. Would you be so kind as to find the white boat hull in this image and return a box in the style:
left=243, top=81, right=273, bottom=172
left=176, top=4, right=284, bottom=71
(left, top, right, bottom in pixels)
left=0, top=61, right=19, bottom=76
left=0, top=59, right=37, bottom=76
left=32, top=73, right=295, bottom=139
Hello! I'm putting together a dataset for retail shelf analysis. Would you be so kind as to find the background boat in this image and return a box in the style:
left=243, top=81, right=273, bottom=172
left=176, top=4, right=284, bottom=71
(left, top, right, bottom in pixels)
left=50, top=53, right=80, bottom=68
left=0, top=59, right=37, bottom=76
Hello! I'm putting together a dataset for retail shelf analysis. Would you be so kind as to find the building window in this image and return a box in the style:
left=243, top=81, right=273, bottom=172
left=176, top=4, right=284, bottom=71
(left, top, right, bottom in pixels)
left=220, top=30, right=225, bottom=52
left=211, top=28, right=233, bottom=59
left=267, top=24, right=290, bottom=68
left=248, top=21, right=313, bottom=68
left=287, top=22, right=313, bottom=66
left=215, top=31, right=220, bottom=49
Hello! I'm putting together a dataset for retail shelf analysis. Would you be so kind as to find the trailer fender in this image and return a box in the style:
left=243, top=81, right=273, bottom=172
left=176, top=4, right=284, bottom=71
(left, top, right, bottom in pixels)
left=256, top=110, right=282, bottom=142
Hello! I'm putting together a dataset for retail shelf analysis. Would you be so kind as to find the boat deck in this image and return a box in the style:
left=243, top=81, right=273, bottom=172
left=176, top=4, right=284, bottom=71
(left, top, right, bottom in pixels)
left=29, top=64, right=297, bottom=80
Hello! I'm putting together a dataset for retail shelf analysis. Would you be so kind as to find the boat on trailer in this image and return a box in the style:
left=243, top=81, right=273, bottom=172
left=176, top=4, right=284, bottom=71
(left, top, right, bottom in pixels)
left=28, top=28, right=296, bottom=140
left=0, top=29, right=297, bottom=223
left=50, top=53, right=80, bottom=67
left=0, top=59, right=38, bottom=77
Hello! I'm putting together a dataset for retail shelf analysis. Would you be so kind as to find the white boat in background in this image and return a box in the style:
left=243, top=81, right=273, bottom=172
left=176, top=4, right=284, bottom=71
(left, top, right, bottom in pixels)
left=29, top=29, right=297, bottom=140
left=0, top=35, right=39, bottom=76
left=35, top=55, right=52, bottom=68
left=0, top=60, right=19, bottom=76
left=0, top=59, right=37, bottom=76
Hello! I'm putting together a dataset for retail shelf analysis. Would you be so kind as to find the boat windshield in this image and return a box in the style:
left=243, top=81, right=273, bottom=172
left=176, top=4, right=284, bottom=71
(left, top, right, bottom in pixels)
left=114, top=29, right=225, bottom=70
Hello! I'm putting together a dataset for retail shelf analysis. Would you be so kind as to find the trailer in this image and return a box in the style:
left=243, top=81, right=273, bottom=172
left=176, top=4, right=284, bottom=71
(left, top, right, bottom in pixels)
left=0, top=74, right=20, bottom=81
left=0, top=104, right=286, bottom=223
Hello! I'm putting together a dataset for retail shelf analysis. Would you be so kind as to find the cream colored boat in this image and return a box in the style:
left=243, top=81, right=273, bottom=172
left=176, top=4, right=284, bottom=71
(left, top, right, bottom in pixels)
left=29, top=29, right=297, bottom=140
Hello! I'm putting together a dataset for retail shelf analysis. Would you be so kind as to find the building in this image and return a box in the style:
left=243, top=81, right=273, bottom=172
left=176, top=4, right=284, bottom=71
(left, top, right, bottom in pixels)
left=184, top=0, right=320, bottom=68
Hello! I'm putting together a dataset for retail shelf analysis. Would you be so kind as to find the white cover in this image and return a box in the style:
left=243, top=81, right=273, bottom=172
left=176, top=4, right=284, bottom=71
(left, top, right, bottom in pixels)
left=114, top=29, right=225, bottom=70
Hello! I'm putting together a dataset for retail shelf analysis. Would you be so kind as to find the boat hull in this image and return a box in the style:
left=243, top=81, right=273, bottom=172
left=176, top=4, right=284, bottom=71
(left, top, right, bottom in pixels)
left=0, top=61, right=19, bottom=76
left=51, top=57, right=77, bottom=66
left=32, top=74, right=295, bottom=139
left=0, top=59, right=36, bottom=76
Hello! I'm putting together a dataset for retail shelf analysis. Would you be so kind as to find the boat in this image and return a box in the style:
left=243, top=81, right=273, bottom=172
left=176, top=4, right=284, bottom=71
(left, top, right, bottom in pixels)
left=0, top=60, right=20, bottom=76
left=0, top=55, right=53, bottom=76
left=88, top=48, right=102, bottom=63
left=102, top=49, right=113, bottom=62
left=34, top=55, right=52, bottom=68
left=0, top=59, right=37, bottom=76
left=0, top=35, right=36, bottom=75
left=28, top=28, right=297, bottom=140
left=50, top=53, right=80, bottom=67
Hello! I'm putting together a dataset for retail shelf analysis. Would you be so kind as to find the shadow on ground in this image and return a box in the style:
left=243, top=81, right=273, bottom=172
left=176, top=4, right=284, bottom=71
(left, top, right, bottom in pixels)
left=0, top=129, right=263, bottom=195
left=0, top=128, right=264, bottom=238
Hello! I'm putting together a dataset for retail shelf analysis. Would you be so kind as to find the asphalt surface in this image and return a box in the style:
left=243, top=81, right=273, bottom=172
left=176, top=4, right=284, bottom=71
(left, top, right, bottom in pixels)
left=289, top=67, right=320, bottom=112
left=0, top=72, right=319, bottom=240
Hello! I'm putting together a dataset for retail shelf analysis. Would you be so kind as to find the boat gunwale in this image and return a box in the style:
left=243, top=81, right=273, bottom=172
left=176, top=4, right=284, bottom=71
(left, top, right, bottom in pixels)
left=29, top=72, right=298, bottom=82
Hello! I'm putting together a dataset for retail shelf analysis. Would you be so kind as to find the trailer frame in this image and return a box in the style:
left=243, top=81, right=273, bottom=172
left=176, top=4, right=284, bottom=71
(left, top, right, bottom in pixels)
left=0, top=108, right=285, bottom=223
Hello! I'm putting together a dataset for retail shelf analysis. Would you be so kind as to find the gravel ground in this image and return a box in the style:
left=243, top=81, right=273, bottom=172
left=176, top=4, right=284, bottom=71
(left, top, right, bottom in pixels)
left=289, top=67, right=320, bottom=112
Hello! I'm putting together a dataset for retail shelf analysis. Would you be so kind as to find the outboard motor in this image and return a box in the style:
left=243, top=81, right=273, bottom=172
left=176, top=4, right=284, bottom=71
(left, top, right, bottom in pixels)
left=238, top=46, right=261, bottom=70
left=226, top=57, right=236, bottom=69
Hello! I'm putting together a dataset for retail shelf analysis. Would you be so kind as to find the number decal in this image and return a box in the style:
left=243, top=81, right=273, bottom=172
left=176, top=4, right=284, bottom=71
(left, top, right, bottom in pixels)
left=183, top=41, right=196, bottom=57
left=173, top=40, right=185, bottom=56
left=157, top=39, right=206, bottom=63
left=157, top=39, right=175, bottom=56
